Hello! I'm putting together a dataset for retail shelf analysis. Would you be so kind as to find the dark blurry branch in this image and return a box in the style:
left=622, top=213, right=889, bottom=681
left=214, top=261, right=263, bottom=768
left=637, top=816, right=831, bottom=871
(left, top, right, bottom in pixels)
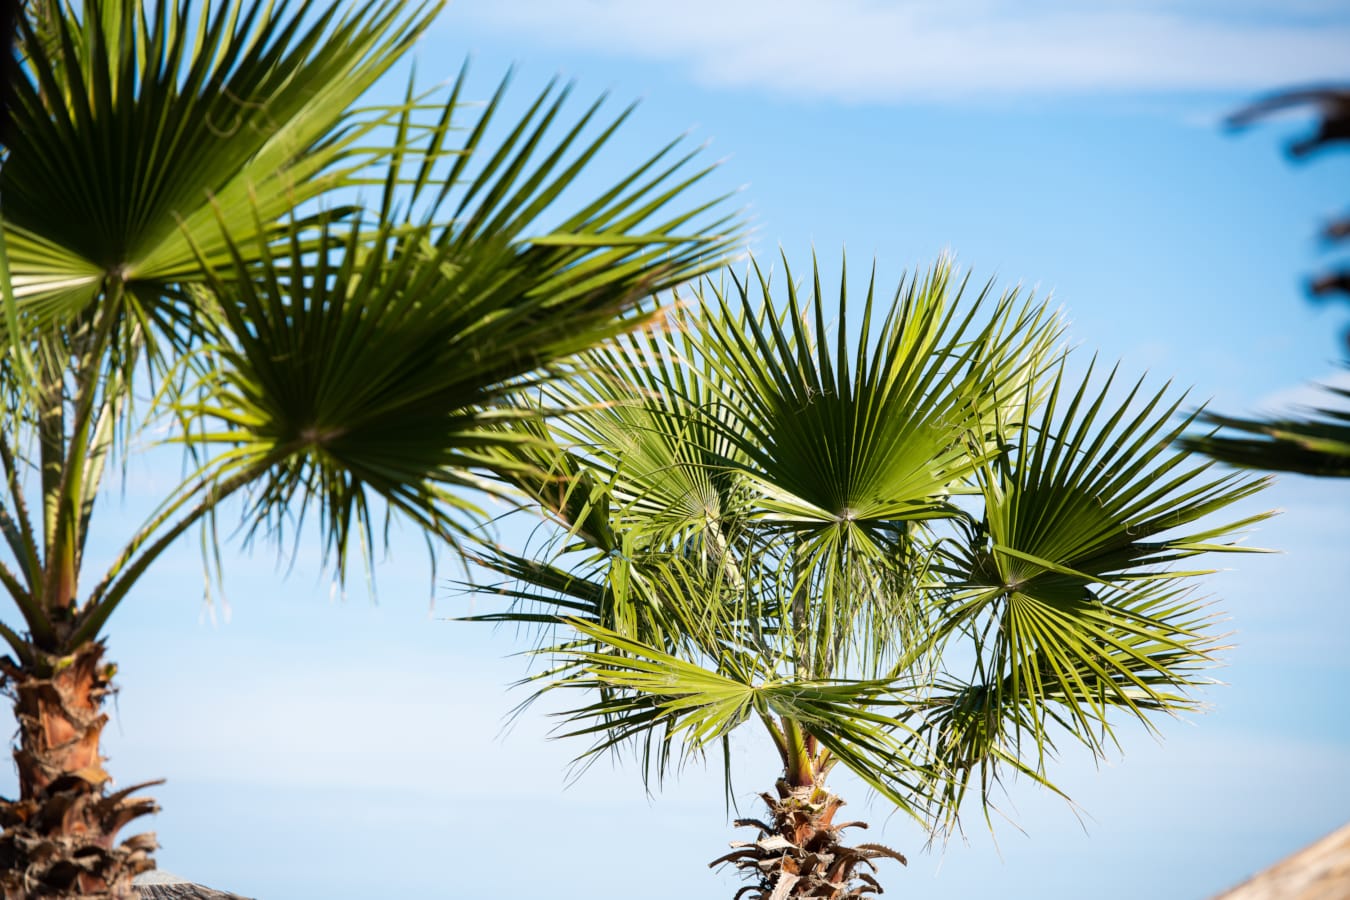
left=1183, top=400, right=1350, bottom=478
left=1226, top=85, right=1350, bottom=312
left=1226, top=86, right=1350, bottom=158
left=1182, top=84, right=1350, bottom=477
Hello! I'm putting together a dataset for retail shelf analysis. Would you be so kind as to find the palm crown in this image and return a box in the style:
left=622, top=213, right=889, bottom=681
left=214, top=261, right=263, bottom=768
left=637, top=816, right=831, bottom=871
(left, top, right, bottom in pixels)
left=471, top=254, right=1270, bottom=899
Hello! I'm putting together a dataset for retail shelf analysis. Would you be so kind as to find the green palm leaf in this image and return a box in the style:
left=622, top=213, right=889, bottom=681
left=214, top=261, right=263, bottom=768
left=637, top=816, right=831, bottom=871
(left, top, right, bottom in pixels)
left=684, top=256, right=1060, bottom=673
left=185, top=73, right=735, bottom=575
left=0, top=0, right=740, bottom=637
left=1181, top=377, right=1350, bottom=476
left=953, top=361, right=1270, bottom=594
left=538, top=619, right=938, bottom=820
left=0, top=0, right=748, bottom=888
left=912, top=365, right=1270, bottom=831
left=698, top=255, right=1058, bottom=533
left=4, top=0, right=434, bottom=340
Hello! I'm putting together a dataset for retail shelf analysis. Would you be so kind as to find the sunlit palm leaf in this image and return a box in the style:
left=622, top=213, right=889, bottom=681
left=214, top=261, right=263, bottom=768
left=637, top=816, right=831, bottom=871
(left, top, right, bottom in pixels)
left=956, top=361, right=1270, bottom=595
left=913, top=577, right=1221, bottom=834
left=687, top=256, right=1060, bottom=672
left=3, top=0, right=434, bottom=338
left=486, top=419, right=618, bottom=552
left=907, top=676, right=1069, bottom=835
left=466, top=529, right=752, bottom=662
left=911, top=364, right=1268, bottom=831
left=549, top=327, right=755, bottom=558
left=702, top=258, right=997, bottom=525
left=539, top=620, right=938, bottom=820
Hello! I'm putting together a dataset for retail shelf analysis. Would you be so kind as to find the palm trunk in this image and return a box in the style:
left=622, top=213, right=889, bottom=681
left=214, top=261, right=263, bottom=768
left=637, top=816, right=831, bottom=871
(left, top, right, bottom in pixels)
left=712, top=739, right=906, bottom=899
left=0, top=640, right=158, bottom=899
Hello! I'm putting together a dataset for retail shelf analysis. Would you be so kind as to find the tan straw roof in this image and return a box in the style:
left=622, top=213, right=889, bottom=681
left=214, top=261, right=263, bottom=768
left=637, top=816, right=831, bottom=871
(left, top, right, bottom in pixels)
left=1211, top=822, right=1350, bottom=900
left=133, top=869, right=252, bottom=900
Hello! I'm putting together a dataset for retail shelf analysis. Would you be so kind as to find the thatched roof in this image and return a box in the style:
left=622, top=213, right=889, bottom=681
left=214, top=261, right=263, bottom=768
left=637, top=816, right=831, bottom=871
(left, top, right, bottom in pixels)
left=1211, top=822, right=1350, bottom=900
left=133, top=870, right=252, bottom=900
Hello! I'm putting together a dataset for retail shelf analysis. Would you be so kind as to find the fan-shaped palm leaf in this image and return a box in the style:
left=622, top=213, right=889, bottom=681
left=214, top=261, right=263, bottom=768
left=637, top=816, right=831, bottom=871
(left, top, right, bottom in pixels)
left=4, top=0, right=434, bottom=345
left=175, top=71, right=735, bottom=578
left=686, top=256, right=1060, bottom=675
left=699, top=256, right=1057, bottom=531
left=915, top=364, right=1270, bottom=832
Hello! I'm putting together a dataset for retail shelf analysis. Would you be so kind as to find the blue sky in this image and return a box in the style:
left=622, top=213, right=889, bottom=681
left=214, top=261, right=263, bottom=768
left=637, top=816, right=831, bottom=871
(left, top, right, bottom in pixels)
left=6, top=2, right=1350, bottom=898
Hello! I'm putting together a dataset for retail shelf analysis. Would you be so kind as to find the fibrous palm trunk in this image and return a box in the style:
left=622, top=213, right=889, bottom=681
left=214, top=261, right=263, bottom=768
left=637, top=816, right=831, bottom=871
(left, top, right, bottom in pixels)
left=712, top=777, right=907, bottom=899
left=0, top=640, right=158, bottom=898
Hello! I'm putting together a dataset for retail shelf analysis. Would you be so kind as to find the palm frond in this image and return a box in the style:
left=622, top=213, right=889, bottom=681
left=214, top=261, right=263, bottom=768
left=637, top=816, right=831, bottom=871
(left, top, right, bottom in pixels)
left=906, top=364, right=1270, bottom=831
left=684, top=256, right=1060, bottom=673
left=187, top=69, right=737, bottom=575
left=534, top=620, right=938, bottom=820
left=1181, top=382, right=1350, bottom=476
left=958, top=361, right=1271, bottom=593
left=3, top=0, right=437, bottom=366
left=913, top=576, right=1222, bottom=834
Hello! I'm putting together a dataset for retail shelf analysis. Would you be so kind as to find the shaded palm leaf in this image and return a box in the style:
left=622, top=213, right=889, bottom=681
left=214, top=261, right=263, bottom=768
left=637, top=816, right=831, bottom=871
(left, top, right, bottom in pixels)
left=1181, top=379, right=1350, bottom=476
left=186, top=73, right=735, bottom=574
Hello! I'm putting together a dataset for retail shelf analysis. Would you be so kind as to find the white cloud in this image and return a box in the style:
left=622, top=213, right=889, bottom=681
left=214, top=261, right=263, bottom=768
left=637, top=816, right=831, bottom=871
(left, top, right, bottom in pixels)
left=450, top=0, right=1350, bottom=103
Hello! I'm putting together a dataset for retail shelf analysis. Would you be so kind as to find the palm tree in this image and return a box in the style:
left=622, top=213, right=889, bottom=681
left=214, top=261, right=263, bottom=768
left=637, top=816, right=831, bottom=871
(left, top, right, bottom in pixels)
left=0, top=0, right=734, bottom=895
left=469, top=254, right=1271, bottom=899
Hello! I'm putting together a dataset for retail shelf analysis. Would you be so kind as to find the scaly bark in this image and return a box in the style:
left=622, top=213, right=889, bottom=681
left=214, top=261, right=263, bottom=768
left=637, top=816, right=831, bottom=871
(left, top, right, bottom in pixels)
left=0, top=641, right=158, bottom=899
left=711, top=777, right=906, bottom=899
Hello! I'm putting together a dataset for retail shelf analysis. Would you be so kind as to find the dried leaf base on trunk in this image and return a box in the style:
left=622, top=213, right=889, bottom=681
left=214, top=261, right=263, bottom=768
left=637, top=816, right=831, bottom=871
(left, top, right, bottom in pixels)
left=0, top=642, right=159, bottom=899
left=712, top=779, right=906, bottom=899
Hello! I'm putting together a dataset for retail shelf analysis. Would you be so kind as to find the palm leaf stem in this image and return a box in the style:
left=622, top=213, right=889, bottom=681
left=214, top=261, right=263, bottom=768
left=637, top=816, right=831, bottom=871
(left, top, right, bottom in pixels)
left=74, top=376, right=122, bottom=570
left=41, top=283, right=122, bottom=616
left=0, top=443, right=53, bottom=645
left=0, top=547, right=47, bottom=647
left=0, top=619, right=30, bottom=663
left=0, top=559, right=31, bottom=626
left=36, top=349, right=62, bottom=564
left=782, top=714, right=814, bottom=787
left=0, top=432, right=40, bottom=590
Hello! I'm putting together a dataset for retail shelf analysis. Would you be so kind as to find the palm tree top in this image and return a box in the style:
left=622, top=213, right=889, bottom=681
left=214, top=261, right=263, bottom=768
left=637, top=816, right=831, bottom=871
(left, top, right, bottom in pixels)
left=468, top=253, right=1270, bottom=859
